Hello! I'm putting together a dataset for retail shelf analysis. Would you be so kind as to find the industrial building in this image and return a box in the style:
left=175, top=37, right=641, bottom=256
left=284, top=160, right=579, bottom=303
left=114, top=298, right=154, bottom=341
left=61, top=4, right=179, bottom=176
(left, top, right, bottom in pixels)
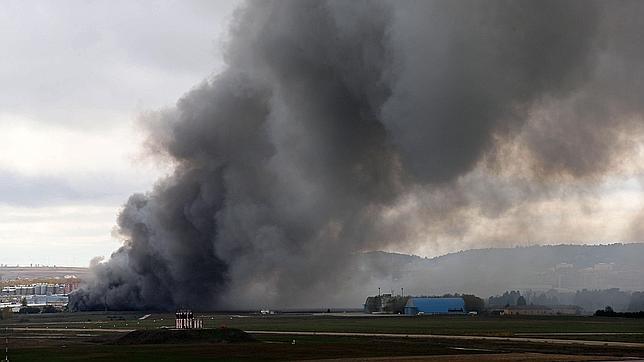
left=403, top=297, right=465, bottom=315
left=0, top=282, right=74, bottom=312
left=0, top=282, right=77, bottom=296
left=364, top=293, right=409, bottom=314
left=503, top=305, right=581, bottom=316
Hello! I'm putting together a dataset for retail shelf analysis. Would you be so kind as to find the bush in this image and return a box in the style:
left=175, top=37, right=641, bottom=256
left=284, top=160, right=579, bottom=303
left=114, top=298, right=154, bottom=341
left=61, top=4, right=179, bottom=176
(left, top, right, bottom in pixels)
left=0, top=307, right=12, bottom=320
left=594, top=306, right=644, bottom=318
left=41, top=305, right=59, bottom=313
left=18, top=306, right=41, bottom=314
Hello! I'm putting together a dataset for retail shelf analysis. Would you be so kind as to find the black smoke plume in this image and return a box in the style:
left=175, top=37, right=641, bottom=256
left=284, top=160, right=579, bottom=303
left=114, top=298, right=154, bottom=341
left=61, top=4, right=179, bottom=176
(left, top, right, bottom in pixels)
left=72, top=0, right=644, bottom=310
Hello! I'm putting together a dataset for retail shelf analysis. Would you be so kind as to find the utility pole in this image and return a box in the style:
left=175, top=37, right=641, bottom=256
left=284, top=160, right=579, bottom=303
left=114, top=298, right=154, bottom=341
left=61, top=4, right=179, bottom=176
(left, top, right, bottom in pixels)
left=401, top=287, right=404, bottom=297
left=3, top=327, right=9, bottom=362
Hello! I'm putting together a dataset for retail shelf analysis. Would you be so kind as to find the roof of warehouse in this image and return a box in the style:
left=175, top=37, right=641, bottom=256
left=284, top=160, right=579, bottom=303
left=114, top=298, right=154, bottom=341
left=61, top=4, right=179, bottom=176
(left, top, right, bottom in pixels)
left=405, top=297, right=465, bottom=311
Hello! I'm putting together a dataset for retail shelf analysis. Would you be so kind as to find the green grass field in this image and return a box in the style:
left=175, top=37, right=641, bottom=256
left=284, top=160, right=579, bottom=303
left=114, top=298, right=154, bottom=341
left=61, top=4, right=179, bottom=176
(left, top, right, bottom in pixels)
left=4, top=334, right=492, bottom=362
left=3, top=312, right=643, bottom=339
left=2, top=330, right=643, bottom=362
left=1, top=312, right=643, bottom=361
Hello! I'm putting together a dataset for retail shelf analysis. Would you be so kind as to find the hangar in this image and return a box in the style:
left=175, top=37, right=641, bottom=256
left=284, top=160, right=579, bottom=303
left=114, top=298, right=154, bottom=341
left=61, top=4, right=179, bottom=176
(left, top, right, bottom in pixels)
left=403, top=297, right=465, bottom=315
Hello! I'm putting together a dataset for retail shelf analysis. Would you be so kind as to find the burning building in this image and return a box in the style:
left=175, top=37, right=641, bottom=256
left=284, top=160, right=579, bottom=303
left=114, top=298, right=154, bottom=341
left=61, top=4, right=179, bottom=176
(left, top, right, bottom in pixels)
left=70, top=1, right=644, bottom=312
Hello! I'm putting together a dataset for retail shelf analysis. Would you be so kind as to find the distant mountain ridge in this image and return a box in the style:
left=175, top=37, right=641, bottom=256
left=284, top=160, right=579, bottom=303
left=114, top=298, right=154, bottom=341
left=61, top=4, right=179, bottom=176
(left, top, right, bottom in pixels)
left=358, top=243, right=644, bottom=298
left=0, top=266, right=90, bottom=281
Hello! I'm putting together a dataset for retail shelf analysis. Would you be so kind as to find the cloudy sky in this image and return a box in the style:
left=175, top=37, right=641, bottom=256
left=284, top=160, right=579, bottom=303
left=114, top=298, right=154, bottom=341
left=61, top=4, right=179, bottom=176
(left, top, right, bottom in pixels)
left=3, top=1, right=644, bottom=270
left=1, top=0, right=238, bottom=266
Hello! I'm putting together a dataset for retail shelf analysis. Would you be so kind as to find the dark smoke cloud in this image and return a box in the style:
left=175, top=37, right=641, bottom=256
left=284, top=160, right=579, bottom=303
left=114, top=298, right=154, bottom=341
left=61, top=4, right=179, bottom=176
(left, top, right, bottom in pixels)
left=72, top=0, right=644, bottom=310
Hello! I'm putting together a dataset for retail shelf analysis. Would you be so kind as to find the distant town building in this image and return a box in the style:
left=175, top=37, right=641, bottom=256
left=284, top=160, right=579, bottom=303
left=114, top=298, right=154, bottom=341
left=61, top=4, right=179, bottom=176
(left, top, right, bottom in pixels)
left=592, top=263, right=614, bottom=272
left=555, top=262, right=574, bottom=270
left=404, top=297, right=465, bottom=315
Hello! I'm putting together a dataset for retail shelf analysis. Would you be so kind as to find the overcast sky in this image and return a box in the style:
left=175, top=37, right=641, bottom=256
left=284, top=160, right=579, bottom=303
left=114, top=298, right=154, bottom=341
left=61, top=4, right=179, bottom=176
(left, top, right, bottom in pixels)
left=0, top=0, right=238, bottom=266
left=3, top=1, right=644, bottom=268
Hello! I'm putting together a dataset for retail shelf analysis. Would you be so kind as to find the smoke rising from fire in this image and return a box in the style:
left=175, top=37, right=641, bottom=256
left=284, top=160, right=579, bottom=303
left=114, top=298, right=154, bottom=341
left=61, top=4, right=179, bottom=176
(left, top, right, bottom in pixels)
left=72, top=0, right=644, bottom=310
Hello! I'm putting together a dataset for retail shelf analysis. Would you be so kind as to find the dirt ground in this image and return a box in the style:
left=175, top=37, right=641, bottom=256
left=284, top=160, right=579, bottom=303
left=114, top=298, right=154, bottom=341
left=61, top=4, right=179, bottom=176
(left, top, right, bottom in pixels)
left=307, top=353, right=635, bottom=361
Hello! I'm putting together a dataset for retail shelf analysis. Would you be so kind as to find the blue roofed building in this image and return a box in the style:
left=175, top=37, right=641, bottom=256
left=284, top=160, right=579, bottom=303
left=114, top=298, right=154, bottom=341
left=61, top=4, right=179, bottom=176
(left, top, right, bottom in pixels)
left=403, top=297, right=465, bottom=315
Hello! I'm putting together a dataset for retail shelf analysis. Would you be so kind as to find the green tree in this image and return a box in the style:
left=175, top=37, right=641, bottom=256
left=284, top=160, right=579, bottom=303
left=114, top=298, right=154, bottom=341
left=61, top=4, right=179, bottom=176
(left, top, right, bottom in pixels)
left=461, top=294, right=485, bottom=312
left=364, top=296, right=382, bottom=313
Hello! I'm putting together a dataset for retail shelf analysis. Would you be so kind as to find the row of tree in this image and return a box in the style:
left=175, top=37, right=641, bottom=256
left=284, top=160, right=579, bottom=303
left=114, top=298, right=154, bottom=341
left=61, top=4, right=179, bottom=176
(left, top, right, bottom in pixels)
left=594, top=306, right=644, bottom=318
left=363, top=295, right=408, bottom=313
left=365, top=289, right=644, bottom=314
left=440, top=293, right=485, bottom=313
left=488, top=289, right=644, bottom=312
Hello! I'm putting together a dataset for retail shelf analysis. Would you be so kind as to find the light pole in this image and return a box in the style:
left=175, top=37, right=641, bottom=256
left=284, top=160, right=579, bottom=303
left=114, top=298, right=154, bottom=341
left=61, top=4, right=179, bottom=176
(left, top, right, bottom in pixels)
left=3, top=327, right=9, bottom=362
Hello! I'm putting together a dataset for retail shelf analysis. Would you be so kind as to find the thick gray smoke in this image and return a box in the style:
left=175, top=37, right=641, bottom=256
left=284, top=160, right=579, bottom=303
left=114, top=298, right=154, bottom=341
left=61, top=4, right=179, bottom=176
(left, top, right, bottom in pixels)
left=72, top=0, right=644, bottom=310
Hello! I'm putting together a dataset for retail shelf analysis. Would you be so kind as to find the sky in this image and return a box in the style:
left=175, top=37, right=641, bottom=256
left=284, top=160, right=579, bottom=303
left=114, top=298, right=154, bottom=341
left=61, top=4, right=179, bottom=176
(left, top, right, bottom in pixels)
left=3, top=1, right=644, bottom=271
left=0, top=0, right=238, bottom=266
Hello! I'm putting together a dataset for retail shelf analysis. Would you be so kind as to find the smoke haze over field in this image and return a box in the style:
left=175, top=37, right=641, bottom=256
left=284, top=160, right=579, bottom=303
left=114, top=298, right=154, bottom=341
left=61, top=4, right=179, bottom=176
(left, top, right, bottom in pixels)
left=73, top=0, right=644, bottom=310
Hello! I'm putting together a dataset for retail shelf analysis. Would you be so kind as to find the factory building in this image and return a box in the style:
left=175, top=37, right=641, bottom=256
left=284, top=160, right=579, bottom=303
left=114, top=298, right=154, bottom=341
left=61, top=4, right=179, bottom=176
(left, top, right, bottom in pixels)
left=404, top=297, right=465, bottom=315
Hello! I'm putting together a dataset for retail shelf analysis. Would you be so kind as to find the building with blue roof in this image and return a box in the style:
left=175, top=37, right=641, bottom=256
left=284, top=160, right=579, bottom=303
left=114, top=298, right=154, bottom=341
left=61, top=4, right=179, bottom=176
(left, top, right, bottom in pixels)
left=403, top=297, right=465, bottom=315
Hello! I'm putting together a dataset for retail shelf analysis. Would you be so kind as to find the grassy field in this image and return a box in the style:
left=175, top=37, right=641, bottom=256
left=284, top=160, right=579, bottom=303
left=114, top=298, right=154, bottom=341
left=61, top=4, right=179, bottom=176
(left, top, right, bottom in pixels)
left=1, top=312, right=644, bottom=361
left=3, top=329, right=643, bottom=362
left=3, top=312, right=643, bottom=339
left=2, top=333, right=493, bottom=362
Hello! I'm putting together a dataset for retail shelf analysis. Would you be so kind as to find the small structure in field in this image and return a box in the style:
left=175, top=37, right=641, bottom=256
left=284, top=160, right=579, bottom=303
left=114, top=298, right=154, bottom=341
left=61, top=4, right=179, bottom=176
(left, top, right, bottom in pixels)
left=175, top=309, right=203, bottom=329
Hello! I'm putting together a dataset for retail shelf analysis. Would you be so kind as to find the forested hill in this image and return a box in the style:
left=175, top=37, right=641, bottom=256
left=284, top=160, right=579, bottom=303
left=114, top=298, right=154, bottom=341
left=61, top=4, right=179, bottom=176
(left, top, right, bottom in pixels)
left=358, top=243, right=644, bottom=298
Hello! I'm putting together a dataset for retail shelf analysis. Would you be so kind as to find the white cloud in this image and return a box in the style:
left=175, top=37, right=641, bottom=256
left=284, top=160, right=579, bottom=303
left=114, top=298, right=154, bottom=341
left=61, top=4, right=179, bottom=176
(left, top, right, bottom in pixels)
left=0, top=0, right=238, bottom=126
left=0, top=204, right=122, bottom=266
left=0, top=0, right=239, bottom=265
left=0, top=113, right=144, bottom=176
